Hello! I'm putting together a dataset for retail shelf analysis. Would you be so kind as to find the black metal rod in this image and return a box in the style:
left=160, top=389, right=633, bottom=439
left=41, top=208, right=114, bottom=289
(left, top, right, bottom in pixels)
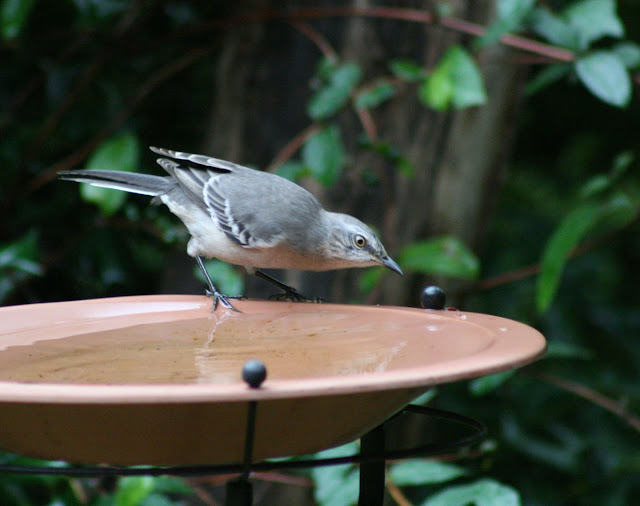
left=225, top=479, right=253, bottom=506
left=358, top=424, right=386, bottom=506
left=224, top=399, right=258, bottom=505
left=241, top=400, right=257, bottom=480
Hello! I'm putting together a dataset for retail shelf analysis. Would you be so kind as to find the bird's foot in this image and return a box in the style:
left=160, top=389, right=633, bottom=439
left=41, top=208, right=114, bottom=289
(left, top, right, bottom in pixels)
left=205, top=289, right=244, bottom=312
left=268, top=287, right=325, bottom=304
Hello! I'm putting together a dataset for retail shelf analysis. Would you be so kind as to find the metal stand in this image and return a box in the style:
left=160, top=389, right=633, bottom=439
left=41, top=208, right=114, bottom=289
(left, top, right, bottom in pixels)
left=358, top=424, right=386, bottom=506
left=225, top=397, right=257, bottom=505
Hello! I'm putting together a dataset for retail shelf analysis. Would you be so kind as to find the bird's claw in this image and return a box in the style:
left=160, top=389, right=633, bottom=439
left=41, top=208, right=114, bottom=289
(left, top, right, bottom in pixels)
left=205, top=289, right=243, bottom=312
left=268, top=289, right=325, bottom=304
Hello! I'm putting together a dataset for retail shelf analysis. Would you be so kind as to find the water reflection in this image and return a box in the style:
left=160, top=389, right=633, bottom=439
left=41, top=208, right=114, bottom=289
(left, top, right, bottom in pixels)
left=0, top=308, right=491, bottom=385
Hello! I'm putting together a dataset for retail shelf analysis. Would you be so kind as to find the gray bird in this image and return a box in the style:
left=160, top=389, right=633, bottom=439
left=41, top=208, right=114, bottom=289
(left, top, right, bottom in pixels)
left=59, top=147, right=403, bottom=311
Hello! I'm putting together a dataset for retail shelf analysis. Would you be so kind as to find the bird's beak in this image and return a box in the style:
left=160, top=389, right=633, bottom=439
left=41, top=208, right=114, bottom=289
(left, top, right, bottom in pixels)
left=379, top=256, right=403, bottom=276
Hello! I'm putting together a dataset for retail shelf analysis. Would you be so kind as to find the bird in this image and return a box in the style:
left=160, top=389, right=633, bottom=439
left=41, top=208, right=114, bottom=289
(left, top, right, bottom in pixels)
left=59, top=147, right=403, bottom=311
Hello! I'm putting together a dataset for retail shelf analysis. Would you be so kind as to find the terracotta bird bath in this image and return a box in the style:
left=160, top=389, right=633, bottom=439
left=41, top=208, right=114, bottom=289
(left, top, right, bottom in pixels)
left=0, top=295, right=546, bottom=466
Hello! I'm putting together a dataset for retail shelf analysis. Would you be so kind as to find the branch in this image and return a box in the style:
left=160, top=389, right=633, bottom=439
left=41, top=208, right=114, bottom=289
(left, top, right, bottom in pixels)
left=386, top=470, right=413, bottom=506
left=289, top=20, right=338, bottom=63
left=22, top=52, right=109, bottom=164
left=181, top=6, right=576, bottom=65
left=0, top=33, right=92, bottom=133
left=534, top=372, right=640, bottom=433
left=267, top=123, right=321, bottom=172
left=282, top=6, right=574, bottom=62
left=355, top=106, right=378, bottom=141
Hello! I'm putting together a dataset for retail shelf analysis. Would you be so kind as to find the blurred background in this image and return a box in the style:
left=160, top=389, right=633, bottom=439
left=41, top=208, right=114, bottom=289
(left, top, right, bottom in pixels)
left=1, top=0, right=640, bottom=504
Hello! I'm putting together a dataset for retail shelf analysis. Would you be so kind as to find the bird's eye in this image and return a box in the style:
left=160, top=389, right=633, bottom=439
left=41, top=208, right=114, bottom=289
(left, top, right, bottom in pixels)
left=354, top=235, right=367, bottom=248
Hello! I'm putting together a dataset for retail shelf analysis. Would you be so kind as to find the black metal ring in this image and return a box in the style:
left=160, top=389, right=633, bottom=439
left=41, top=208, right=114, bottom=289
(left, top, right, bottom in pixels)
left=0, top=404, right=486, bottom=477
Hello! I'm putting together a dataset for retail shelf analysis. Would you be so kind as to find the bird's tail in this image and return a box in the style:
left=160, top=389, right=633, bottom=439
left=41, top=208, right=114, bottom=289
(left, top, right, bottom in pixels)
left=58, top=170, right=170, bottom=197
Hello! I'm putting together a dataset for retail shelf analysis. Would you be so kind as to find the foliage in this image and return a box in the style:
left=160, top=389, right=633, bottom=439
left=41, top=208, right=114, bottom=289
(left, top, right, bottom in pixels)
left=309, top=443, right=361, bottom=506
left=80, top=132, right=140, bottom=216
left=0, top=0, right=33, bottom=39
left=418, top=46, right=487, bottom=110
left=302, top=124, right=345, bottom=187
left=399, top=236, right=480, bottom=281
left=1, top=0, right=639, bottom=505
left=528, top=0, right=636, bottom=107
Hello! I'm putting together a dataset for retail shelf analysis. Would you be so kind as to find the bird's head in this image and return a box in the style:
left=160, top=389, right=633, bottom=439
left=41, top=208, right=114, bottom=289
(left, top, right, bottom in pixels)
left=322, top=212, right=403, bottom=275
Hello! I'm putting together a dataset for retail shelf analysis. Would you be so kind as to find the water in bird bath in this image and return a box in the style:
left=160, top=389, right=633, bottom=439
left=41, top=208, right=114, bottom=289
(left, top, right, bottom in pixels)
left=0, top=305, right=493, bottom=385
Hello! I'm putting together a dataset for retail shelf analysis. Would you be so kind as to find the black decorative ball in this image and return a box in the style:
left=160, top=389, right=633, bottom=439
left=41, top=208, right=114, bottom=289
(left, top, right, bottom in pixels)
left=242, top=359, right=267, bottom=388
left=420, top=286, right=446, bottom=310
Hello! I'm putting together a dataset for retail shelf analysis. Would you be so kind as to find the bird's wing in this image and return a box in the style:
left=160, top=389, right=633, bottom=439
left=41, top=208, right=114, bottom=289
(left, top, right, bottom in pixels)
left=150, top=147, right=250, bottom=174
left=152, top=147, right=281, bottom=248
left=203, top=176, right=281, bottom=247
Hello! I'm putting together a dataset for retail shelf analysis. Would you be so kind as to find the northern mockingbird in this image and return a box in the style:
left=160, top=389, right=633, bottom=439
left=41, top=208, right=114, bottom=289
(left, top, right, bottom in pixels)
left=59, top=147, right=403, bottom=311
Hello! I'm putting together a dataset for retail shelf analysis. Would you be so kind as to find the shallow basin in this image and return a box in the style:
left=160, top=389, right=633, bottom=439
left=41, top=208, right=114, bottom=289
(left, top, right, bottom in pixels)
left=0, top=295, right=546, bottom=465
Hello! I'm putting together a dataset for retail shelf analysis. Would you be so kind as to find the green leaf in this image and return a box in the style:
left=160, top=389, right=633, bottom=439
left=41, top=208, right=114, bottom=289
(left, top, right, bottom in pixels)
left=594, top=191, right=640, bottom=233
left=501, top=414, right=583, bottom=471
left=114, top=477, right=155, bottom=506
left=469, top=370, right=517, bottom=396
left=400, top=236, right=480, bottom=281
left=354, top=81, right=396, bottom=109
left=611, top=150, right=635, bottom=175
left=274, top=160, right=310, bottom=182
left=0, top=229, right=42, bottom=275
left=0, top=0, right=35, bottom=39
left=81, top=132, right=140, bottom=216
left=147, top=476, right=192, bottom=495
left=476, top=0, right=536, bottom=48
left=544, top=341, right=594, bottom=360
left=307, top=63, right=362, bottom=120
left=579, top=151, right=634, bottom=198
left=411, top=388, right=437, bottom=406
left=314, top=56, right=338, bottom=81
left=421, top=478, right=520, bottom=506
left=537, top=188, right=638, bottom=314
left=419, top=65, right=453, bottom=111
left=579, top=175, right=612, bottom=199
left=396, top=157, right=415, bottom=176
left=419, top=47, right=487, bottom=110
left=0, top=230, right=42, bottom=301
left=302, top=125, right=345, bottom=187
left=389, top=459, right=466, bottom=486
left=537, top=202, right=601, bottom=313
left=361, top=138, right=415, bottom=176
left=497, top=0, right=535, bottom=22
left=140, top=494, right=175, bottom=506
left=197, top=259, right=244, bottom=296
left=612, top=42, right=640, bottom=69
left=529, top=7, right=577, bottom=47
left=575, top=51, right=630, bottom=108
left=389, top=59, right=425, bottom=82
left=310, top=442, right=360, bottom=506
left=447, top=47, right=488, bottom=108
left=564, top=0, right=624, bottom=50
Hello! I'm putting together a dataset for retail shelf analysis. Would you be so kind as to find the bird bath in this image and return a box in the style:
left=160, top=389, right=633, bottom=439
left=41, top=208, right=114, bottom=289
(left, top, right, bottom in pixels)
left=0, top=295, right=545, bottom=466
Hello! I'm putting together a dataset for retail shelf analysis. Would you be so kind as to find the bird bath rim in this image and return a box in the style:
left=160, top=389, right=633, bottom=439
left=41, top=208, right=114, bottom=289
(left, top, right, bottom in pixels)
left=0, top=295, right=547, bottom=404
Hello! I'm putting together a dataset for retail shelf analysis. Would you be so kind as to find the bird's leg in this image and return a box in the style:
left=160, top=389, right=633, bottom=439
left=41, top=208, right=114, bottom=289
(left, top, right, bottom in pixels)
left=196, top=256, right=241, bottom=312
left=254, top=270, right=324, bottom=303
